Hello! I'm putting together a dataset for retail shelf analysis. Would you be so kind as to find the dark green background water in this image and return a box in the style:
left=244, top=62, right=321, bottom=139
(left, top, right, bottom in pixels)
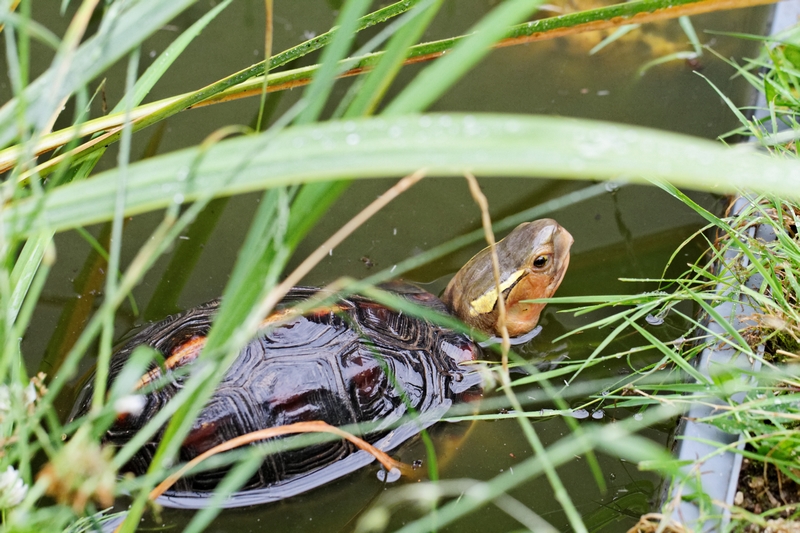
left=8, top=1, right=772, bottom=531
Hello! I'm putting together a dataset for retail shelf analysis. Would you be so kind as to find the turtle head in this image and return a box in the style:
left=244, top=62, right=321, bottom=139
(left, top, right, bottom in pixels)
left=442, top=219, right=573, bottom=337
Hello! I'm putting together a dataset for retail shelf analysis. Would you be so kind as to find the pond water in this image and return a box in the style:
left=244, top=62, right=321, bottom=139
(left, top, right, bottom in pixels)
left=13, top=1, right=772, bottom=531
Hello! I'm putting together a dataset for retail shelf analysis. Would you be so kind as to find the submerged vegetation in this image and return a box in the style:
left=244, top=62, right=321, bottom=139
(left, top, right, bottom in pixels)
left=0, top=0, right=799, bottom=532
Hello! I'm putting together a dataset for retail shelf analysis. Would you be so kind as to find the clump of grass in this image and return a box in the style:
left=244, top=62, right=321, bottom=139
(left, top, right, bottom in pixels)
left=532, top=27, right=800, bottom=528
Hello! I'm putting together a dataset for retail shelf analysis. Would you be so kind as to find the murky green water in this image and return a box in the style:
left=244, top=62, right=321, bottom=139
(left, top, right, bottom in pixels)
left=12, top=1, right=772, bottom=531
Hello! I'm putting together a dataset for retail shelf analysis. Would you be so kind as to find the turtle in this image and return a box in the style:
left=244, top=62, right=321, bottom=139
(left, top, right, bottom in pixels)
left=68, top=218, right=573, bottom=508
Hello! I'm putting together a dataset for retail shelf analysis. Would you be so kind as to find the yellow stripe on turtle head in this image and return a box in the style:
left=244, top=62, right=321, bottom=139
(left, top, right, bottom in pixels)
left=467, top=269, right=526, bottom=317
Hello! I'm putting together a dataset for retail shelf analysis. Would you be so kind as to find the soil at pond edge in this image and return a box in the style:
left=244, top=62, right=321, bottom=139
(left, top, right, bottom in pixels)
left=736, top=455, right=800, bottom=532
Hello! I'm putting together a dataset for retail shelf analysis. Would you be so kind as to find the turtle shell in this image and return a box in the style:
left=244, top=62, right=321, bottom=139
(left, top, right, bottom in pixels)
left=69, top=284, right=482, bottom=508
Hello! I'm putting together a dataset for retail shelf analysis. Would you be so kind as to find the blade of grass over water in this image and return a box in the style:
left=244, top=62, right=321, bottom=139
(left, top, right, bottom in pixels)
left=294, top=0, right=372, bottom=125
left=91, top=47, right=140, bottom=413
left=384, top=0, right=545, bottom=115
left=120, top=0, right=233, bottom=114
left=5, top=115, right=800, bottom=238
left=343, top=0, right=444, bottom=118
left=0, top=12, right=60, bottom=50
left=625, top=319, right=711, bottom=384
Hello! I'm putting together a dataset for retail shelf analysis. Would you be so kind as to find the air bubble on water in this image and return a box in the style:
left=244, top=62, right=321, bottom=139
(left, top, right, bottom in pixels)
left=645, top=314, right=664, bottom=326
left=176, top=167, right=190, bottom=181
left=346, top=133, right=360, bottom=146
left=633, top=413, right=643, bottom=421
left=377, top=467, right=402, bottom=483
left=571, top=409, right=590, bottom=420
left=438, top=115, right=453, bottom=127
left=604, top=182, right=620, bottom=193
left=149, top=50, right=156, bottom=58
left=591, top=410, right=604, bottom=420
left=419, top=115, right=433, bottom=128
left=173, top=193, right=184, bottom=204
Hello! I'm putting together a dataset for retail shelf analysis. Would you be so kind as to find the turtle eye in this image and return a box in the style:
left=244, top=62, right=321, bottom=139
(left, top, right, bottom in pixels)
left=533, top=255, right=548, bottom=269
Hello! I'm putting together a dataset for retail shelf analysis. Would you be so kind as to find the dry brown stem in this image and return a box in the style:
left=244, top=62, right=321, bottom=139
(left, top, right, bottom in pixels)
left=464, top=173, right=511, bottom=372
left=147, top=420, right=410, bottom=501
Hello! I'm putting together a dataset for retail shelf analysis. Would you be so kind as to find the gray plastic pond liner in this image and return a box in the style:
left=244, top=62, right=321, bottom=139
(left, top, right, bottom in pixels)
left=663, top=197, right=773, bottom=530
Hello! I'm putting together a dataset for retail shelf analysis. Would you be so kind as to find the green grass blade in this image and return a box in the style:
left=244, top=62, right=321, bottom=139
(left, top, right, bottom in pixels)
left=384, top=0, right=544, bottom=115
left=183, top=454, right=265, bottom=533
left=685, top=290, right=753, bottom=354
left=295, top=0, right=373, bottom=125
left=119, top=0, right=232, bottom=113
left=345, top=0, right=444, bottom=117
left=0, top=11, right=60, bottom=51
left=589, top=24, right=639, bottom=55
left=92, top=48, right=140, bottom=412
left=6, top=114, right=800, bottom=238
left=679, top=16, right=702, bottom=55
left=625, top=319, right=710, bottom=384
left=7, top=230, right=50, bottom=324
